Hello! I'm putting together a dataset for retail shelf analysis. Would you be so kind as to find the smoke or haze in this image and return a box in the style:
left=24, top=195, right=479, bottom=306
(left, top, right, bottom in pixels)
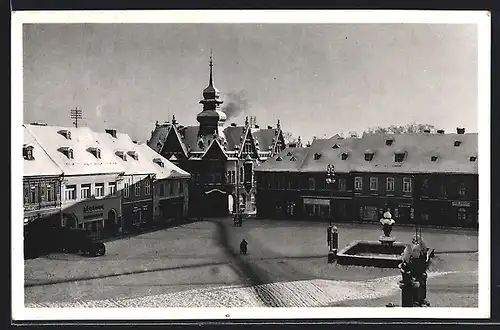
left=221, top=91, right=250, bottom=122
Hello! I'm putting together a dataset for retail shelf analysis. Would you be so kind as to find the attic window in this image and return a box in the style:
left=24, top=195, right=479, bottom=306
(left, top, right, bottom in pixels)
left=364, top=151, right=374, bottom=161
left=332, top=144, right=340, bottom=149
left=88, top=147, right=102, bottom=159
left=454, top=140, right=461, bottom=147
left=286, top=151, right=293, bottom=156
left=386, top=139, right=394, bottom=146
left=341, top=152, right=348, bottom=160
left=58, top=147, right=74, bottom=159
left=470, top=156, right=477, bottom=162
left=153, top=158, right=165, bottom=168
left=431, top=156, right=438, bottom=162
left=276, top=156, right=283, bottom=161
left=115, top=151, right=127, bottom=161
left=127, top=151, right=138, bottom=160
left=57, top=129, right=72, bottom=140
left=290, top=156, right=297, bottom=161
left=23, top=145, right=34, bottom=160
left=394, top=151, right=406, bottom=163
left=314, top=153, right=322, bottom=160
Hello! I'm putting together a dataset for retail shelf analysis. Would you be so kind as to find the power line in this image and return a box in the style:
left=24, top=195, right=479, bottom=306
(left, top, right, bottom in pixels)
left=70, top=107, right=83, bottom=128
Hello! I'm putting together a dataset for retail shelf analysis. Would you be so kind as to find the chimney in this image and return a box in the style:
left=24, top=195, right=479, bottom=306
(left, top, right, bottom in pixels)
left=254, top=124, right=260, bottom=129
left=267, top=125, right=273, bottom=129
left=423, top=129, right=431, bottom=133
left=105, top=129, right=117, bottom=138
left=456, top=127, right=465, bottom=134
left=230, top=123, right=237, bottom=127
left=437, top=129, right=445, bottom=134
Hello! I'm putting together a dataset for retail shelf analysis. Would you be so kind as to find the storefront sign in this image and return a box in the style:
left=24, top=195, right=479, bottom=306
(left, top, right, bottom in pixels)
left=452, top=201, right=471, bottom=207
left=303, top=198, right=330, bottom=206
left=83, top=205, right=105, bottom=213
left=398, top=204, right=411, bottom=208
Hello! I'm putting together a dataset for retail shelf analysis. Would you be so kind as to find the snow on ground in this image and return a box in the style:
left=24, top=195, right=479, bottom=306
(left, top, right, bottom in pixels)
left=26, top=271, right=474, bottom=308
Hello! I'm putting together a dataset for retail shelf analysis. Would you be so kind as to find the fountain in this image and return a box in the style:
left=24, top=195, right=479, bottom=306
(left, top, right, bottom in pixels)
left=337, top=211, right=406, bottom=268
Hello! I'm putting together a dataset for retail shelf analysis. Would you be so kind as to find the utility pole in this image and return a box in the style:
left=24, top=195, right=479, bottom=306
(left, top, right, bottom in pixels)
left=70, top=107, right=83, bottom=128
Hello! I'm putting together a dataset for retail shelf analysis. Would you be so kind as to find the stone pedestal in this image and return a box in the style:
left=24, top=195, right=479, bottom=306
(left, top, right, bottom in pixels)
left=379, top=236, right=396, bottom=247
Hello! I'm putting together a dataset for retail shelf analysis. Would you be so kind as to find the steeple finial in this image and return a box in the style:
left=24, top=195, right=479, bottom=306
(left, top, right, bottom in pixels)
left=277, top=119, right=281, bottom=130
left=209, top=49, right=214, bottom=87
left=245, top=116, right=249, bottom=127
left=172, top=114, right=177, bottom=125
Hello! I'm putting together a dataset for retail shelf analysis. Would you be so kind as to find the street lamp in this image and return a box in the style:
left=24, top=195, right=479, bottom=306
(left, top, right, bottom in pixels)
left=326, top=164, right=338, bottom=263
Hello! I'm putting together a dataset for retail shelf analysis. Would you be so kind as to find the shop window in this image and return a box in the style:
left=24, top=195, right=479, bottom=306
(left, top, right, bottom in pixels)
left=95, top=183, right=104, bottom=197
left=457, top=208, right=467, bottom=222
left=354, top=177, right=363, bottom=191
left=369, top=177, right=378, bottom=191
left=386, top=177, right=395, bottom=192
left=64, top=185, right=76, bottom=200
left=80, top=184, right=91, bottom=199
left=362, top=206, right=378, bottom=221
left=402, top=177, right=412, bottom=193
left=30, top=185, right=38, bottom=203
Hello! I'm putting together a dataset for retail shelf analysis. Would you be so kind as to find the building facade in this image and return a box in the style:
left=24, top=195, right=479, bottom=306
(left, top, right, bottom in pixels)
left=138, top=143, right=191, bottom=224
left=255, top=130, right=478, bottom=228
left=98, top=129, right=155, bottom=232
left=23, top=125, right=63, bottom=228
left=25, top=124, right=125, bottom=238
left=147, top=55, right=286, bottom=217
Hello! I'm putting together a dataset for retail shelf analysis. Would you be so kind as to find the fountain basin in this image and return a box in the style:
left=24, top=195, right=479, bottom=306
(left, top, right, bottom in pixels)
left=337, top=240, right=407, bottom=268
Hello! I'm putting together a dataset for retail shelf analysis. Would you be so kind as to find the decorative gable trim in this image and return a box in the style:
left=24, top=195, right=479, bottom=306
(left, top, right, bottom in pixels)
left=58, top=146, right=74, bottom=159
left=200, top=138, right=228, bottom=160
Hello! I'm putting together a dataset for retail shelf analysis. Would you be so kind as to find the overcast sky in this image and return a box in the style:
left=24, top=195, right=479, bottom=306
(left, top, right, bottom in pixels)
left=23, top=23, right=478, bottom=143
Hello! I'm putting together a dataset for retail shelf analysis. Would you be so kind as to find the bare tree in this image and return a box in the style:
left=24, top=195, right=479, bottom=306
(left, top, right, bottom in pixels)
left=365, top=122, right=436, bottom=135
left=283, top=131, right=297, bottom=144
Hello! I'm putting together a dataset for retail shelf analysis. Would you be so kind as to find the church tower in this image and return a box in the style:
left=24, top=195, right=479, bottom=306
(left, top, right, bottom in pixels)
left=197, top=51, right=227, bottom=136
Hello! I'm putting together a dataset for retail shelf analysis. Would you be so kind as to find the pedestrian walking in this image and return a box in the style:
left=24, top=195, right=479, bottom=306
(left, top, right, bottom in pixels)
left=240, top=239, right=248, bottom=255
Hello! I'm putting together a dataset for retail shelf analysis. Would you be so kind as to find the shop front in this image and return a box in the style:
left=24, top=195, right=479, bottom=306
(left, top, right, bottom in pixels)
left=122, top=200, right=153, bottom=231
left=62, top=196, right=121, bottom=238
left=158, top=197, right=185, bottom=223
left=302, top=197, right=330, bottom=220
left=354, top=197, right=414, bottom=224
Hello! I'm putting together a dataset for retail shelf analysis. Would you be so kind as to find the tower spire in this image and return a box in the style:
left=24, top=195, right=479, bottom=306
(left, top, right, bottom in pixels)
left=209, top=48, right=214, bottom=87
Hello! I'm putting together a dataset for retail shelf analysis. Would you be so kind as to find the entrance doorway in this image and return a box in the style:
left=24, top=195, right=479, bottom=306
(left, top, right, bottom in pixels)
left=106, top=209, right=118, bottom=234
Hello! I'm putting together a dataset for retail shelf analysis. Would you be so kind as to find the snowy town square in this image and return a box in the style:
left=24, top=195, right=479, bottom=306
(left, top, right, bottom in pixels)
left=15, top=11, right=489, bottom=320
left=25, top=219, right=478, bottom=308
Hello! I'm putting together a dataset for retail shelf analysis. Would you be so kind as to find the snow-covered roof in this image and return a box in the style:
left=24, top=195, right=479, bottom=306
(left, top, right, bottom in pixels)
left=136, top=143, right=191, bottom=180
left=96, top=132, right=157, bottom=176
left=24, top=124, right=125, bottom=176
left=23, top=126, right=62, bottom=177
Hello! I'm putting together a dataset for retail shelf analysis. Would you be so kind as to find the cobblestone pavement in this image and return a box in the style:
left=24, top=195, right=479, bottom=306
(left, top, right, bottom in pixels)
left=24, top=218, right=479, bottom=307
left=26, top=271, right=475, bottom=308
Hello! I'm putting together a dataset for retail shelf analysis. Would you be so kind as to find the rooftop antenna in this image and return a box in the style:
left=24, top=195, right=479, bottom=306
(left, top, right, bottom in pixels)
left=70, top=107, right=83, bottom=128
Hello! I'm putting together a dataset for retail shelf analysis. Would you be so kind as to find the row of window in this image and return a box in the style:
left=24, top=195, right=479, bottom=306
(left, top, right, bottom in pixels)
left=64, top=182, right=120, bottom=201
left=263, top=176, right=468, bottom=197
left=158, top=180, right=184, bottom=197
left=122, top=180, right=152, bottom=198
left=23, top=182, right=58, bottom=204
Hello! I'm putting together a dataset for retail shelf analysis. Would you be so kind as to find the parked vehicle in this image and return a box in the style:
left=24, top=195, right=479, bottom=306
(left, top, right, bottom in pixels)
left=24, top=224, right=106, bottom=258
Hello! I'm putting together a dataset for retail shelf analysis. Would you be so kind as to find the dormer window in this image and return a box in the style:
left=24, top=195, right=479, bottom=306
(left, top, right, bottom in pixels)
left=454, top=140, right=461, bottom=147
left=127, top=151, right=138, bottom=160
left=290, top=156, right=297, bottom=161
left=58, top=147, right=74, bottom=159
left=58, top=129, right=72, bottom=140
left=153, top=157, right=165, bottom=167
left=341, top=152, right=348, bottom=161
left=287, top=151, right=293, bottom=156
left=386, top=139, right=394, bottom=146
left=313, top=153, right=322, bottom=160
left=470, top=156, right=477, bottom=162
left=116, top=150, right=127, bottom=161
left=394, top=150, right=406, bottom=163
left=364, top=151, right=374, bottom=161
left=169, top=154, right=178, bottom=162
left=332, top=144, right=340, bottom=149
left=88, top=147, right=101, bottom=159
left=276, top=156, right=283, bottom=161
left=431, top=155, right=438, bottom=162
left=23, top=145, right=34, bottom=160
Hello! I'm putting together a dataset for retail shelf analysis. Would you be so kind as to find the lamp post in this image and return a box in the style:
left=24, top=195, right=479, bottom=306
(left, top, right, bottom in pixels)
left=326, top=164, right=338, bottom=263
